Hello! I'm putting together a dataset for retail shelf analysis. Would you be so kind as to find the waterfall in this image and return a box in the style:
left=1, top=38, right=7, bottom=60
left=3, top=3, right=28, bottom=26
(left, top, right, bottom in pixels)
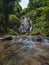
left=18, top=17, right=32, bottom=33
left=30, top=20, right=32, bottom=31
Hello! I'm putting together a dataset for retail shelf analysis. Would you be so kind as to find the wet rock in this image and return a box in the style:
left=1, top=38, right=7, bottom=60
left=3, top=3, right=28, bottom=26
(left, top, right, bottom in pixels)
left=36, top=37, right=42, bottom=42
left=31, top=35, right=44, bottom=42
left=2, top=36, right=13, bottom=41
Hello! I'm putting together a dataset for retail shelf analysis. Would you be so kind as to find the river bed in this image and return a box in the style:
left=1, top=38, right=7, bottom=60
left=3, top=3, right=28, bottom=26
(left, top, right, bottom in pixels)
left=0, top=35, right=49, bottom=65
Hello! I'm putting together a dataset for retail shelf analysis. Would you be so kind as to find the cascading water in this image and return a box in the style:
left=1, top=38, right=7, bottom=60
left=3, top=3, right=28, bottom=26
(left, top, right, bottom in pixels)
left=30, top=20, right=32, bottom=31
left=18, top=17, right=32, bottom=33
left=12, top=35, right=49, bottom=45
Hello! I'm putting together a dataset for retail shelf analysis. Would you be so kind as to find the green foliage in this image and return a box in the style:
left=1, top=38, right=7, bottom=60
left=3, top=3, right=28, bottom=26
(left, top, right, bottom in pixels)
left=28, top=0, right=49, bottom=11
left=0, top=0, right=49, bottom=36
left=0, top=14, right=21, bottom=35
left=7, top=28, right=19, bottom=35
left=0, top=0, right=21, bottom=33
left=25, top=7, right=49, bottom=36
left=21, top=8, right=28, bottom=16
left=14, top=4, right=22, bottom=17
left=8, top=14, right=21, bottom=31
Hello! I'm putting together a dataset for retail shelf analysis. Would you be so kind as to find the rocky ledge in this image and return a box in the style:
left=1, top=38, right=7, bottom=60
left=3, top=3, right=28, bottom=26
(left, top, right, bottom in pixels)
left=0, top=35, right=49, bottom=65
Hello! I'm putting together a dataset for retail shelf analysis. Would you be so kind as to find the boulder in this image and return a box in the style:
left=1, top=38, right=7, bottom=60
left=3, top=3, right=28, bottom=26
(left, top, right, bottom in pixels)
left=2, top=36, right=13, bottom=41
left=31, top=35, right=44, bottom=42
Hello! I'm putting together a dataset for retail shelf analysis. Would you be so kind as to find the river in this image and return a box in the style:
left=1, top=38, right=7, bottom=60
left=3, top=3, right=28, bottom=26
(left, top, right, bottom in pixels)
left=0, top=35, right=49, bottom=65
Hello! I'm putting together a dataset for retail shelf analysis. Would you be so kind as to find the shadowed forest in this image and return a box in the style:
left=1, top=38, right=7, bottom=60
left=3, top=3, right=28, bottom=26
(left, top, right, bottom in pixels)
left=0, top=0, right=49, bottom=36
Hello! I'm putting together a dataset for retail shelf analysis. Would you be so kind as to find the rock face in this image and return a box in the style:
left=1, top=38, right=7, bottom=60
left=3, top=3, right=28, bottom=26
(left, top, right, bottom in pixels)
left=0, top=35, right=49, bottom=65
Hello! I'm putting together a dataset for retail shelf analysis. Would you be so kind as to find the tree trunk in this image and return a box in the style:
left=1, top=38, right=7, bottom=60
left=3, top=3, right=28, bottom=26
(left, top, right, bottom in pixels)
left=3, top=2, right=8, bottom=33
left=4, top=13, right=8, bottom=33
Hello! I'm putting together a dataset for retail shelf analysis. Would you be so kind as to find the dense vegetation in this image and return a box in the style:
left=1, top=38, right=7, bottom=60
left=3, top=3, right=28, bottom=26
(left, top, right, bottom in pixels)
left=22, top=0, right=49, bottom=36
left=25, top=7, right=49, bottom=36
left=0, top=0, right=49, bottom=36
left=0, top=0, right=21, bottom=35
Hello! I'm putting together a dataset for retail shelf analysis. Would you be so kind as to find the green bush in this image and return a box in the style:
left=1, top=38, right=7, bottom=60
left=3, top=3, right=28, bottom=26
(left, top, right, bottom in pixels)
left=0, top=14, right=21, bottom=35
left=8, top=14, right=21, bottom=31
left=25, top=7, right=49, bottom=36
left=7, top=28, right=19, bottom=35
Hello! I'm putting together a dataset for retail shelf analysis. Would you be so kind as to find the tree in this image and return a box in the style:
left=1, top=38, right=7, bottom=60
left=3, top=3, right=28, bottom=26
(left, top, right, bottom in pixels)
left=21, top=8, right=28, bottom=15
left=14, top=4, right=22, bottom=17
left=0, top=0, right=21, bottom=33
left=28, top=0, right=49, bottom=10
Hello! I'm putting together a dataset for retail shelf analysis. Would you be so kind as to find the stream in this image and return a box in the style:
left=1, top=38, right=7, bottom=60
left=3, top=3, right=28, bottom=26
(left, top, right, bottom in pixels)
left=0, top=35, right=49, bottom=65
left=12, top=35, right=49, bottom=45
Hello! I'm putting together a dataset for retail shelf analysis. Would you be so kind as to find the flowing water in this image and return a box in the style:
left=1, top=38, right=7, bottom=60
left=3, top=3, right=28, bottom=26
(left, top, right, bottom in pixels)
left=0, top=35, right=49, bottom=65
left=18, top=18, right=32, bottom=33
